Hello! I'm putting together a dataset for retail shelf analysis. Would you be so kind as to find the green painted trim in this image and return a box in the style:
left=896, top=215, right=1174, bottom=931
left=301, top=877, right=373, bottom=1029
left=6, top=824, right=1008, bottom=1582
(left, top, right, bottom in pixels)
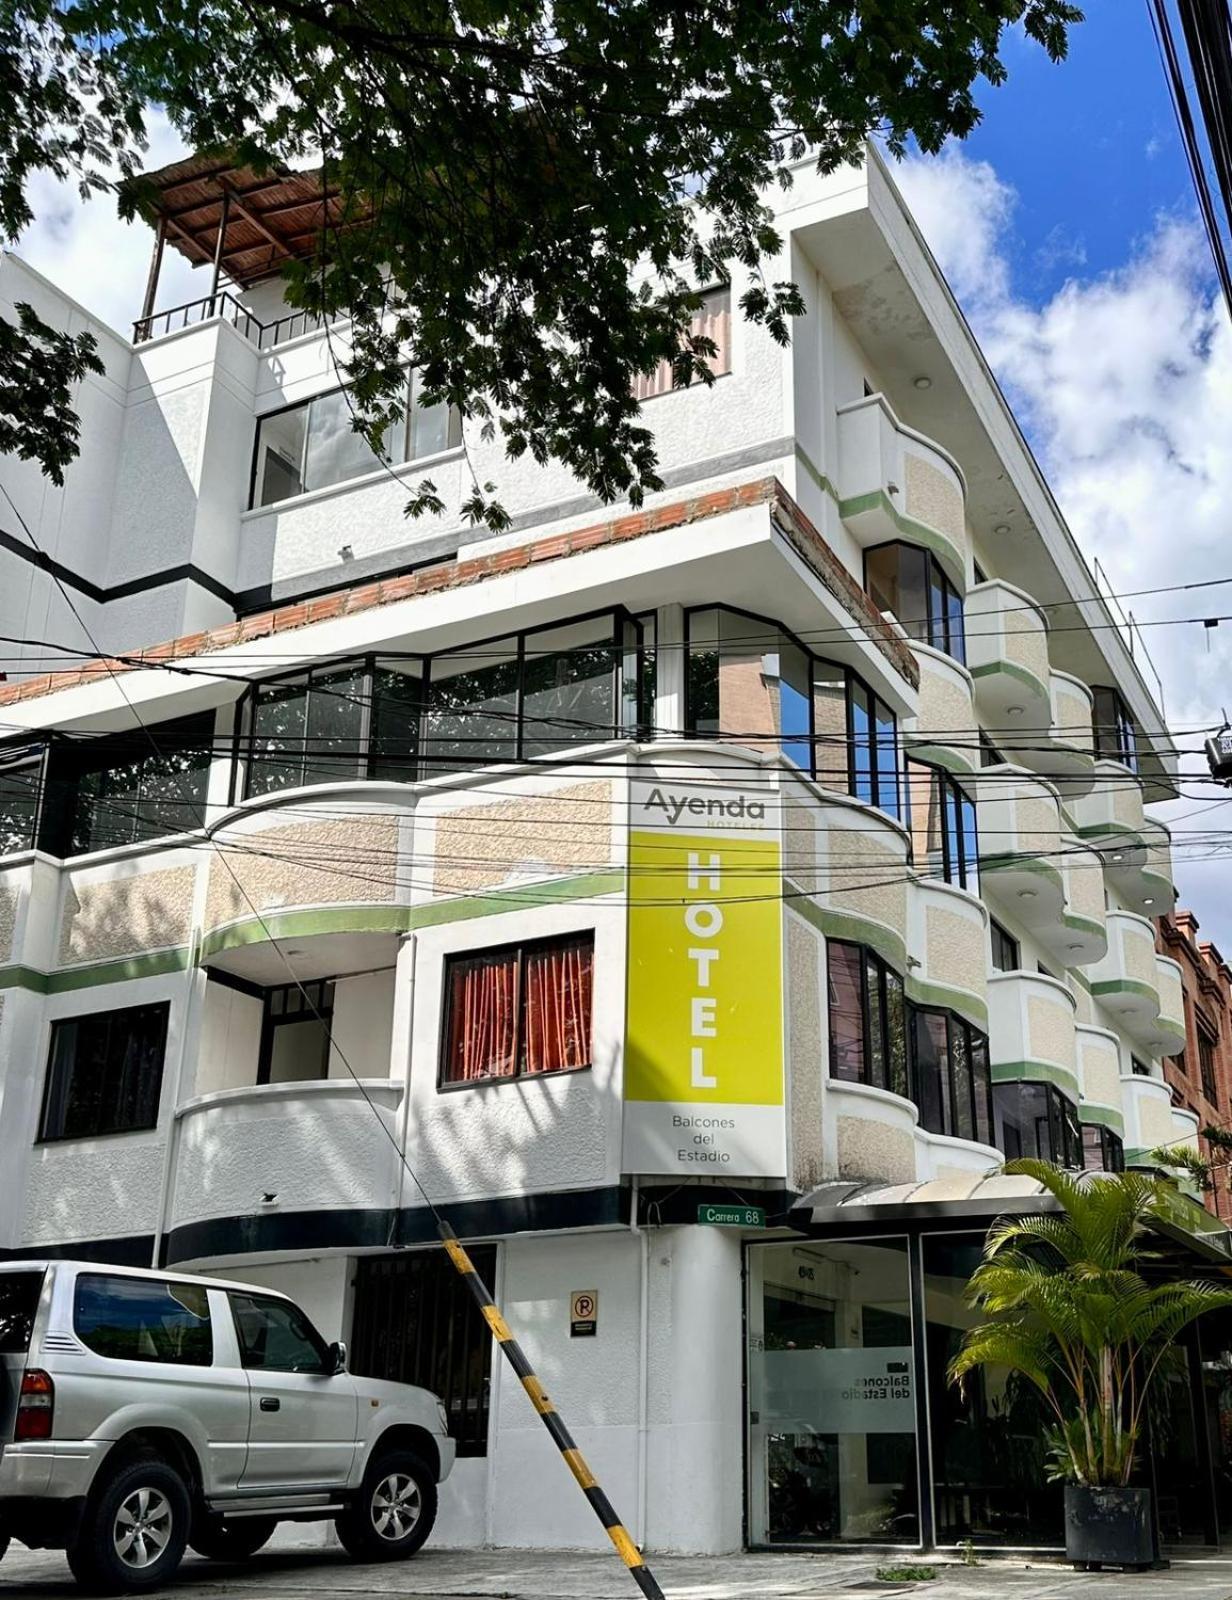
left=1075, top=822, right=1147, bottom=850
left=787, top=893, right=907, bottom=975
left=969, top=658, right=1050, bottom=703
left=1060, top=912, right=1105, bottom=944
left=903, top=740, right=976, bottom=778
left=990, top=1058, right=1081, bottom=1102
left=793, top=445, right=839, bottom=504
left=1078, top=1101, right=1126, bottom=1137
left=905, top=974, right=988, bottom=1030
left=1091, top=977, right=1157, bottom=1005
left=1070, top=967, right=1092, bottom=992
left=0, top=948, right=191, bottom=995
left=1139, top=869, right=1176, bottom=901
left=837, top=490, right=965, bottom=584
left=980, top=854, right=1065, bottom=896
left=411, top=871, right=625, bottom=929
left=199, top=871, right=626, bottom=962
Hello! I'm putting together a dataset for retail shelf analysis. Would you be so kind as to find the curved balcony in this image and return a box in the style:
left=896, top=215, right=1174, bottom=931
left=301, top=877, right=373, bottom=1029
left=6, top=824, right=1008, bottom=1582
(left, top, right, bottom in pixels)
left=1075, top=1024, right=1125, bottom=1136
left=988, top=971, right=1080, bottom=1104
left=965, top=581, right=1051, bottom=735
left=1120, top=1071, right=1180, bottom=1164
left=169, top=1079, right=403, bottom=1235
left=1014, top=672, right=1095, bottom=798
left=1088, top=911, right=1166, bottom=1050
left=977, top=765, right=1067, bottom=929
left=835, top=394, right=968, bottom=584
left=908, top=878, right=988, bottom=1024
left=815, top=797, right=912, bottom=971
left=906, top=644, right=977, bottom=775
left=1154, top=954, right=1187, bottom=1056
left=1116, top=818, right=1178, bottom=918
left=1048, top=838, right=1108, bottom=968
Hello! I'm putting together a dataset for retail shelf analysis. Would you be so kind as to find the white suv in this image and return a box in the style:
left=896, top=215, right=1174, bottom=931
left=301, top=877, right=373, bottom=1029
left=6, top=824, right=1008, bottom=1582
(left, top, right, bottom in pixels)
left=0, top=1260, right=455, bottom=1592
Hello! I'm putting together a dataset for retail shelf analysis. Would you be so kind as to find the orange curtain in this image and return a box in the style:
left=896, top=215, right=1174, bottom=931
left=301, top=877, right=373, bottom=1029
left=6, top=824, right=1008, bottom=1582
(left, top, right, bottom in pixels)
left=446, top=952, right=518, bottom=1081
left=523, top=941, right=593, bottom=1074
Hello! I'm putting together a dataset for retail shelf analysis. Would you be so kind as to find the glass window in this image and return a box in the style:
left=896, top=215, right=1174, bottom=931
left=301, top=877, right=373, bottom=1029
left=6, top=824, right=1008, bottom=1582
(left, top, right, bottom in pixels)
left=369, top=659, right=424, bottom=782
left=1199, top=1030, right=1218, bottom=1101
left=989, top=920, right=1020, bottom=973
left=423, top=637, right=520, bottom=773
left=923, top=1233, right=1062, bottom=1546
left=521, top=616, right=620, bottom=758
left=1132, top=1055, right=1151, bottom=1077
left=351, top=1246, right=497, bottom=1457
left=246, top=664, right=367, bottom=796
left=1091, top=685, right=1138, bottom=771
left=906, top=760, right=977, bottom=889
left=252, top=377, right=460, bottom=509
left=993, top=1081, right=1081, bottom=1167
left=0, top=1270, right=44, bottom=1353
left=441, top=933, right=593, bottom=1086
left=827, top=942, right=866, bottom=1083
left=0, top=744, right=43, bottom=858
left=42, top=714, right=213, bottom=857
left=911, top=1009, right=993, bottom=1144
left=864, top=543, right=965, bottom=665
left=746, top=1238, right=918, bottom=1545
left=1082, top=1123, right=1125, bottom=1172
left=39, top=1003, right=169, bottom=1142
left=259, top=979, right=334, bottom=1085
left=229, top=1292, right=330, bottom=1374
left=811, top=660, right=850, bottom=795
left=74, top=1274, right=212, bottom=1366
left=828, top=942, right=909, bottom=1094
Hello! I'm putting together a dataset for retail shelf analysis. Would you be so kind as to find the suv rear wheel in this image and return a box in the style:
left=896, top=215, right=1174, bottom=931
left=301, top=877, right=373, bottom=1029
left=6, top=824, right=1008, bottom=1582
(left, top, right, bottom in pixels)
left=189, top=1516, right=277, bottom=1561
left=335, top=1448, right=436, bottom=1561
left=67, top=1456, right=190, bottom=1593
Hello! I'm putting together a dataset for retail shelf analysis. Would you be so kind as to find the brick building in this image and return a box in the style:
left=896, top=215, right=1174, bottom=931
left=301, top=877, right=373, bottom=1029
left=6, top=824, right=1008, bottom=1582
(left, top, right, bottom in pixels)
left=1158, top=910, right=1232, bottom=1219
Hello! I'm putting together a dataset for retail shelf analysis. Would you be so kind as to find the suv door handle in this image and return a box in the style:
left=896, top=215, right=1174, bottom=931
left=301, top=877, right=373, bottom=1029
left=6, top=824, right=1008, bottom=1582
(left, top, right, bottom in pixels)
left=259, top=1396, right=281, bottom=1412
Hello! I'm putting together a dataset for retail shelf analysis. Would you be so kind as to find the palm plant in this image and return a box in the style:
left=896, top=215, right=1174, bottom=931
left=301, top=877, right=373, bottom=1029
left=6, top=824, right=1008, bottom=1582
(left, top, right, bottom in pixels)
left=949, top=1158, right=1232, bottom=1487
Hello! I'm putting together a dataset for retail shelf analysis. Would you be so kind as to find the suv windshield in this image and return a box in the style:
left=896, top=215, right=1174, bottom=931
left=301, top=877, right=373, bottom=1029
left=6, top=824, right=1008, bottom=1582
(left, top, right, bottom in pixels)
left=0, top=1270, right=44, bottom=1353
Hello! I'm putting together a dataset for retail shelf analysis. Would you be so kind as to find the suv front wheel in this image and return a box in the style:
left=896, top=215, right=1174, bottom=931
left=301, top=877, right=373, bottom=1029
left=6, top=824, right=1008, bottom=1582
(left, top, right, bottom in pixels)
left=335, top=1448, right=436, bottom=1561
left=67, top=1456, right=190, bottom=1593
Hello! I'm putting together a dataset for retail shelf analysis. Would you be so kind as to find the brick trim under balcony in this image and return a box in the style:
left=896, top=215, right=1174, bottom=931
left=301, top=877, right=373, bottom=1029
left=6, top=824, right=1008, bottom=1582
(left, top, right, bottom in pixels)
left=0, top=476, right=917, bottom=709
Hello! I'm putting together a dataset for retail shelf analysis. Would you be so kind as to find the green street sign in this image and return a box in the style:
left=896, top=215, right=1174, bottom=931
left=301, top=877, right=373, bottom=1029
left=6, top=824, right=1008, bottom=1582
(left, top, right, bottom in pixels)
left=697, top=1204, right=765, bottom=1228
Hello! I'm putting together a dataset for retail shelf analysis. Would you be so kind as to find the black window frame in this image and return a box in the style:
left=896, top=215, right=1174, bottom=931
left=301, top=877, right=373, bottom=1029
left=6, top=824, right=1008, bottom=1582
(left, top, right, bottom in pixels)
left=249, top=374, right=463, bottom=511
left=1081, top=1122, right=1126, bottom=1173
left=38, top=1001, right=170, bottom=1143
left=1197, top=1021, right=1219, bottom=1101
left=993, top=1080, right=1083, bottom=1168
left=1131, top=1055, right=1151, bottom=1077
left=989, top=919, right=1020, bottom=973
left=235, top=606, right=643, bottom=801
left=439, top=930, right=595, bottom=1091
left=1091, top=685, right=1138, bottom=772
left=906, top=758, right=979, bottom=892
left=350, top=1246, right=498, bottom=1458
left=682, top=603, right=903, bottom=823
left=228, top=1290, right=332, bottom=1374
left=864, top=541, right=967, bottom=666
left=910, top=1006, right=994, bottom=1147
left=257, top=979, right=335, bottom=1085
left=826, top=939, right=908, bottom=1097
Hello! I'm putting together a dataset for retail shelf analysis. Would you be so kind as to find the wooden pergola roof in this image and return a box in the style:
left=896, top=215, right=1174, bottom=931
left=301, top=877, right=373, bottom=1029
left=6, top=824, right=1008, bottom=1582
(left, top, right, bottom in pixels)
left=127, top=153, right=363, bottom=288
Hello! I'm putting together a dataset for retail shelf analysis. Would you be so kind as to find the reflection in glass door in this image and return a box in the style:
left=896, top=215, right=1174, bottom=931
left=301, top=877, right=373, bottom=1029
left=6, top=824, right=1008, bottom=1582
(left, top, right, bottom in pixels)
left=747, top=1238, right=919, bottom=1544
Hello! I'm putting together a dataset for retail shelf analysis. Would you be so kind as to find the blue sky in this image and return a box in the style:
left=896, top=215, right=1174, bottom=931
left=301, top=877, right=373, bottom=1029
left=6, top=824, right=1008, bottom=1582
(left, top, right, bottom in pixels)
left=955, top=0, right=1198, bottom=302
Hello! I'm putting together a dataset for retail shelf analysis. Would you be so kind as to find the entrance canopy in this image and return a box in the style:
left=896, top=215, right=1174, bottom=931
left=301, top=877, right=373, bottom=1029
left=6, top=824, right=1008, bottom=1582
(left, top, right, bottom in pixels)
left=791, top=1171, right=1232, bottom=1266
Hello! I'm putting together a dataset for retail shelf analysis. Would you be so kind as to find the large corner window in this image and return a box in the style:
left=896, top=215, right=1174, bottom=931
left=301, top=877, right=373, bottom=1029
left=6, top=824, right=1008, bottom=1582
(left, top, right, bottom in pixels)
left=0, top=741, right=44, bottom=857
left=906, top=759, right=978, bottom=892
left=251, top=372, right=461, bottom=509
left=632, top=286, right=732, bottom=403
left=993, top=1080, right=1081, bottom=1168
left=441, top=932, right=593, bottom=1087
left=865, top=542, right=965, bottom=666
left=911, top=1008, right=993, bottom=1146
left=685, top=605, right=902, bottom=822
left=39, top=714, right=213, bottom=857
left=1091, top=685, right=1138, bottom=772
left=351, top=1246, right=498, bottom=1457
left=39, top=1002, right=169, bottom=1142
left=1081, top=1122, right=1125, bottom=1173
left=827, top=940, right=908, bottom=1097
left=238, top=609, right=642, bottom=798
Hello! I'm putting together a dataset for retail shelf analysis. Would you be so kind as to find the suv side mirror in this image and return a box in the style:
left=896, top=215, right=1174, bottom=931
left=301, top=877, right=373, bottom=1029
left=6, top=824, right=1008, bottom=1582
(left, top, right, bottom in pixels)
left=328, top=1340, right=347, bottom=1375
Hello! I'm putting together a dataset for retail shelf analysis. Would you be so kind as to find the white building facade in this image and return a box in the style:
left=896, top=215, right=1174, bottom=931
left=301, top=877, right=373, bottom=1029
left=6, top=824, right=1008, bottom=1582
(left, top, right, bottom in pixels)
left=0, top=147, right=1224, bottom=1554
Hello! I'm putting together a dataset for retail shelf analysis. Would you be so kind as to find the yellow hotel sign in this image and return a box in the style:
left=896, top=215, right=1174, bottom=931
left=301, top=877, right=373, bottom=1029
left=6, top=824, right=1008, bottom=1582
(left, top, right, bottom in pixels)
left=623, top=777, right=785, bottom=1176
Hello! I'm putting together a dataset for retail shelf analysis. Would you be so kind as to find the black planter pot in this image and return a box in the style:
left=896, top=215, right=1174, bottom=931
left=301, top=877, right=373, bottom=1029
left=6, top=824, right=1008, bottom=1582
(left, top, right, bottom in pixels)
left=1064, top=1484, right=1156, bottom=1571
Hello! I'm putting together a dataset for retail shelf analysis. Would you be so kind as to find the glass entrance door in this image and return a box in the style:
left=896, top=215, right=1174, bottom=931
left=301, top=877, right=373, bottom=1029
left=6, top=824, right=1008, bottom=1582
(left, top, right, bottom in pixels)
left=746, top=1238, right=919, bottom=1544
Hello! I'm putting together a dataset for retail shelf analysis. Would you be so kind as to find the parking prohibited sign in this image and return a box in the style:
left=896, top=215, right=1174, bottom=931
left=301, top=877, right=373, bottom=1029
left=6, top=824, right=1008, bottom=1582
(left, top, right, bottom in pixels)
left=570, top=1289, right=598, bottom=1337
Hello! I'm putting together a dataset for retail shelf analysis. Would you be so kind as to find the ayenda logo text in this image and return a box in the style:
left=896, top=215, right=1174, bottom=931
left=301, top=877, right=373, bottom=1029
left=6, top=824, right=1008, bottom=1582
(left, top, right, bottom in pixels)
left=642, top=787, right=765, bottom=826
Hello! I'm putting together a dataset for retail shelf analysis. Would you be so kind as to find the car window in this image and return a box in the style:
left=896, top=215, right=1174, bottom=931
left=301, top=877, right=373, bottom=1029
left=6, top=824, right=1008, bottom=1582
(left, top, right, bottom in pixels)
left=73, top=1274, right=212, bottom=1365
left=0, top=1270, right=44, bottom=1353
left=229, top=1293, right=330, bottom=1374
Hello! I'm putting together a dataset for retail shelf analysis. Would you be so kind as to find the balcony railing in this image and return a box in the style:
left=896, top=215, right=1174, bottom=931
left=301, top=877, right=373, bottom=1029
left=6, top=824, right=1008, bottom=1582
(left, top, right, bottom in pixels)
left=133, top=281, right=394, bottom=350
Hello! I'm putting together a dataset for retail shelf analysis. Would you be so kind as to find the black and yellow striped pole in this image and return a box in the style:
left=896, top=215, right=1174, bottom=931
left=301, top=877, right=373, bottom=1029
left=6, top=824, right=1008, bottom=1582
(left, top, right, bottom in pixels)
left=439, top=1222, right=665, bottom=1600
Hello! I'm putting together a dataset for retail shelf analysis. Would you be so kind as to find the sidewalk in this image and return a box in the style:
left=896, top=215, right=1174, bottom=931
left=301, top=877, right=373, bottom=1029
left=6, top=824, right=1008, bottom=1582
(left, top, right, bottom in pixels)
left=5, top=1545, right=1232, bottom=1598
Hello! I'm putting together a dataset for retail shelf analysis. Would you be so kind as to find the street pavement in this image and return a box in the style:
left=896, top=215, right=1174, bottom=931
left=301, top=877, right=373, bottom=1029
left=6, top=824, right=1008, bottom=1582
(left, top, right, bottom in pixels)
left=6, top=1543, right=1232, bottom=1599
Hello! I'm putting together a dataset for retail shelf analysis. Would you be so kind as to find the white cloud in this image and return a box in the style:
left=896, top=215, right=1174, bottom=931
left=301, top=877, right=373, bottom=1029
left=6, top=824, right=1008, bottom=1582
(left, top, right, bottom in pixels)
left=10, top=111, right=200, bottom=337
left=897, top=146, right=1232, bottom=948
